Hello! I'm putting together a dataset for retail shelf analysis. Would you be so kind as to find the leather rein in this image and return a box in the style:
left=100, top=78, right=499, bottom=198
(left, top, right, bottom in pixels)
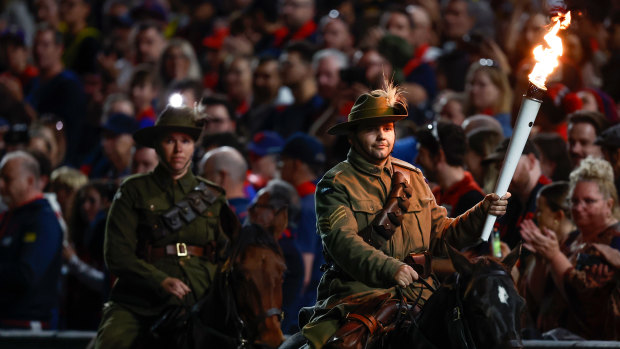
left=196, top=265, right=283, bottom=349
left=225, top=266, right=284, bottom=349
left=404, top=268, right=512, bottom=349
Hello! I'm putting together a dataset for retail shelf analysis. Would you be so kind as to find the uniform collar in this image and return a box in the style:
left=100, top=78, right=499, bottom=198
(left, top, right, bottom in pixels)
left=347, top=148, right=393, bottom=177
left=152, top=164, right=197, bottom=193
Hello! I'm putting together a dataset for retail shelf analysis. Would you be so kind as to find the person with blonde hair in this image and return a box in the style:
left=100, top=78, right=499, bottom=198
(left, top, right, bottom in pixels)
left=50, top=166, right=88, bottom=223
left=464, top=59, right=513, bottom=137
left=522, top=157, right=620, bottom=339
left=158, top=38, right=202, bottom=89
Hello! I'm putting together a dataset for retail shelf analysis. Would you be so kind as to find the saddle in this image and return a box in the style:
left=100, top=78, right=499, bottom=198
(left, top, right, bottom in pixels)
left=324, top=292, right=421, bottom=349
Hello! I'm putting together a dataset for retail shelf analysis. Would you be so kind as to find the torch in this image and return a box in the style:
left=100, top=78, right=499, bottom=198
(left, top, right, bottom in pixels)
left=481, top=12, right=571, bottom=241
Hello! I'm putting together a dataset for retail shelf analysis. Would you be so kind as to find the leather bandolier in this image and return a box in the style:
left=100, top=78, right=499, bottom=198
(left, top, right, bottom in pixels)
left=321, top=171, right=431, bottom=349
left=322, top=171, right=432, bottom=280
left=142, top=182, right=221, bottom=263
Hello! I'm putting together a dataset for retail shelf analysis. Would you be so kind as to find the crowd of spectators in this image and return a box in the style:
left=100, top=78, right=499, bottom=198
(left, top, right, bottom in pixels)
left=1, top=0, right=620, bottom=341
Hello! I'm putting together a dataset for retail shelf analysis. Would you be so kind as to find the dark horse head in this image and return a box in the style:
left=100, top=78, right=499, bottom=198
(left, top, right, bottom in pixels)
left=408, top=244, right=525, bottom=349
left=196, top=224, right=286, bottom=349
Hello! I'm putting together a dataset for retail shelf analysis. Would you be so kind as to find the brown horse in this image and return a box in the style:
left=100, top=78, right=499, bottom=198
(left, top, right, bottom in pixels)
left=150, top=224, right=286, bottom=349
left=194, top=223, right=286, bottom=349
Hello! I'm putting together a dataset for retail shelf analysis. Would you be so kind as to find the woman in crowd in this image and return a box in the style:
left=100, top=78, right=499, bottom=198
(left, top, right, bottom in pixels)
left=464, top=59, right=513, bottom=137
left=521, top=157, right=620, bottom=339
left=158, top=38, right=202, bottom=90
left=519, top=181, right=575, bottom=335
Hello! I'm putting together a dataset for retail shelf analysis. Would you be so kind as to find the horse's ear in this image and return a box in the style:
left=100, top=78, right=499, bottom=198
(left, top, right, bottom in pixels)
left=446, top=242, right=473, bottom=276
left=501, top=243, right=521, bottom=270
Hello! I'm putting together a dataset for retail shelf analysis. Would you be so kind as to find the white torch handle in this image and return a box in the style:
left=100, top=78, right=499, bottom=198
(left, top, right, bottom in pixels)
left=480, top=96, right=543, bottom=241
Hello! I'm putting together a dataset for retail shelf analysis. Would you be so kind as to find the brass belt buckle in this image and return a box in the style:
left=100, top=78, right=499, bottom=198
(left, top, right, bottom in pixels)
left=176, top=242, right=188, bottom=257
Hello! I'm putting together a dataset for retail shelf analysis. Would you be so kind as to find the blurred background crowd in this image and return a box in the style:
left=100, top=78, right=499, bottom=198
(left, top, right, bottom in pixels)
left=1, top=0, right=620, bottom=341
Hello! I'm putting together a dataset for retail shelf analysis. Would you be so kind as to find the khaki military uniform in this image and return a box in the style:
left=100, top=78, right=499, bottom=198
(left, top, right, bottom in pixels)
left=302, top=149, right=487, bottom=348
left=95, top=165, right=232, bottom=348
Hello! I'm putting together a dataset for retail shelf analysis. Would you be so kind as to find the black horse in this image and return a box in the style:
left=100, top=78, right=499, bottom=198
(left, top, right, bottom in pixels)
left=398, top=245, right=525, bottom=349
left=149, top=224, right=286, bottom=349
left=281, top=244, right=525, bottom=349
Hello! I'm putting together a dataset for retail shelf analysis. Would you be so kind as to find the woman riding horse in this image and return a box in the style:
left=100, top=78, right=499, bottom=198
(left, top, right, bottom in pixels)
left=95, top=104, right=238, bottom=348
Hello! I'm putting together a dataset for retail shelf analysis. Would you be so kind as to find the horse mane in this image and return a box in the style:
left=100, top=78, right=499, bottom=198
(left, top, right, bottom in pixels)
left=230, top=224, right=283, bottom=262
left=217, top=224, right=283, bottom=334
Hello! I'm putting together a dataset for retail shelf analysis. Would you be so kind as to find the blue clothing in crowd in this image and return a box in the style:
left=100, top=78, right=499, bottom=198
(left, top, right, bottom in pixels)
left=0, top=197, right=63, bottom=328
left=228, top=197, right=251, bottom=223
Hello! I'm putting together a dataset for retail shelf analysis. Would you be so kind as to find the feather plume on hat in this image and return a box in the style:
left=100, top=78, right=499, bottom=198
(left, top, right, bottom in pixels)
left=369, top=79, right=408, bottom=115
left=327, top=79, right=409, bottom=135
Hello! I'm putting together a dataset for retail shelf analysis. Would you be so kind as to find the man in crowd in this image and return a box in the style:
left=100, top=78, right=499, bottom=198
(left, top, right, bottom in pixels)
left=264, top=41, right=324, bottom=138
left=132, top=21, right=166, bottom=66
left=59, top=0, right=100, bottom=76
left=416, top=121, right=484, bottom=217
left=131, top=146, right=158, bottom=174
left=80, top=113, right=139, bottom=180
left=27, top=23, right=87, bottom=166
left=200, top=146, right=250, bottom=221
left=567, top=110, right=608, bottom=169
left=487, top=138, right=550, bottom=249
left=199, top=95, right=237, bottom=136
left=0, top=151, right=63, bottom=329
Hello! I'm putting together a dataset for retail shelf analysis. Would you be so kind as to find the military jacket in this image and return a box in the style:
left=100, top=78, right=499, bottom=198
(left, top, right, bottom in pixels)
left=105, top=165, right=232, bottom=316
left=303, top=149, right=487, bottom=347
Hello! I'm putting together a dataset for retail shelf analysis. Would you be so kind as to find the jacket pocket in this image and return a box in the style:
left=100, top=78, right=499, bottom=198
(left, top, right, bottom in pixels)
left=350, top=199, right=382, bottom=230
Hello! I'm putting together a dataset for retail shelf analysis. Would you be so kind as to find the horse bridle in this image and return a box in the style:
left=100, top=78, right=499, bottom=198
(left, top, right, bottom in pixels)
left=404, top=268, right=512, bottom=349
left=450, top=268, right=513, bottom=349
left=225, top=267, right=284, bottom=349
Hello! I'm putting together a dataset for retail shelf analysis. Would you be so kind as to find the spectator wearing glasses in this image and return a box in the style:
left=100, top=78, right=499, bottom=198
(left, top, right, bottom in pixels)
left=521, top=157, right=620, bottom=340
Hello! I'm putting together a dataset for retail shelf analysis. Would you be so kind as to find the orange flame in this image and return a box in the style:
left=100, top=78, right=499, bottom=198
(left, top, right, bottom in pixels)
left=528, top=12, right=571, bottom=90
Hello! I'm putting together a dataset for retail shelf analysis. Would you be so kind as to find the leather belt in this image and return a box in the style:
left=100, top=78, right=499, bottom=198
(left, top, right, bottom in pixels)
left=148, top=242, right=215, bottom=261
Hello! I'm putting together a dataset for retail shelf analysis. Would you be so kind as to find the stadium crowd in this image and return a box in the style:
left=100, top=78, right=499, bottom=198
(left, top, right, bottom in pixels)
left=0, top=0, right=620, bottom=341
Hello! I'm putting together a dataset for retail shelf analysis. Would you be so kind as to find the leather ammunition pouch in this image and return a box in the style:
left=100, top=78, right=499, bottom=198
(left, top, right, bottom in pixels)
left=404, top=251, right=432, bottom=279
left=358, top=171, right=413, bottom=248
left=157, top=182, right=218, bottom=237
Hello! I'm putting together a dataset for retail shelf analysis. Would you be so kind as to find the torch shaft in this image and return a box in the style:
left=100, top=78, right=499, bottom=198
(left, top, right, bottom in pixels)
left=480, top=96, right=543, bottom=241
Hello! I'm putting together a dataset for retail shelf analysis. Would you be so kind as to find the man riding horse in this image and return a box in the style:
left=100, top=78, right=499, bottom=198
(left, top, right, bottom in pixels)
left=299, top=83, right=511, bottom=348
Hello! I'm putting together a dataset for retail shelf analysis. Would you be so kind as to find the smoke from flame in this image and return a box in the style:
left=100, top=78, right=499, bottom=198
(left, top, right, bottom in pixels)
left=528, top=12, right=571, bottom=90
